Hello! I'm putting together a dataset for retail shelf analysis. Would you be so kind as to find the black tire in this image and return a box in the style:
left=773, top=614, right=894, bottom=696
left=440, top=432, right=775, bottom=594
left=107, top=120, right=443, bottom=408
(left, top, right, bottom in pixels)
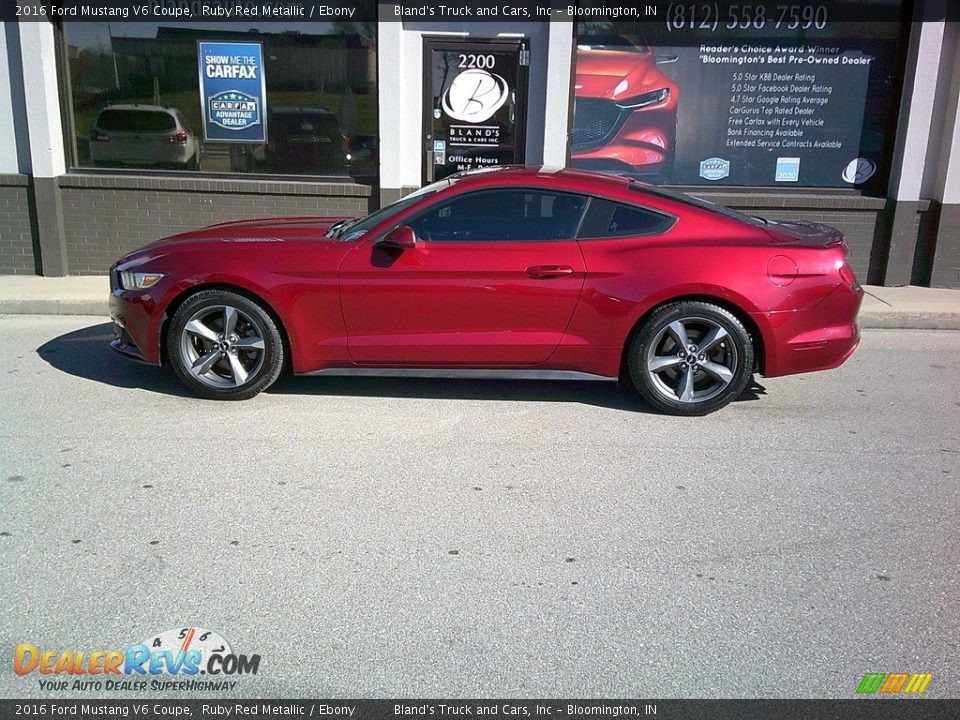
left=626, top=301, right=754, bottom=416
left=167, top=289, right=284, bottom=400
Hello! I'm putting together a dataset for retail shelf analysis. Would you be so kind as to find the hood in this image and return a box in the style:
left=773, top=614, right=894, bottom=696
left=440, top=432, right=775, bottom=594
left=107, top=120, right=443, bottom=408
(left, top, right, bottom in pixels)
left=195, top=215, right=354, bottom=236
left=150, top=215, right=354, bottom=247
left=574, top=48, right=666, bottom=99
left=117, top=215, right=357, bottom=265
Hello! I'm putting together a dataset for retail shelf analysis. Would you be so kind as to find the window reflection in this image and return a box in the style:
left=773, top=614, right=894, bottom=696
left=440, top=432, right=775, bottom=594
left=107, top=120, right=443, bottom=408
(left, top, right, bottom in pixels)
left=63, top=21, right=378, bottom=182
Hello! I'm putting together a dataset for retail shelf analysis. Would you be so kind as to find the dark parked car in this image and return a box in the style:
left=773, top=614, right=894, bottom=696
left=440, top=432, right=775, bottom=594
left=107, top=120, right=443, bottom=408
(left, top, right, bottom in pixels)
left=109, top=166, right=862, bottom=415
left=257, top=107, right=349, bottom=174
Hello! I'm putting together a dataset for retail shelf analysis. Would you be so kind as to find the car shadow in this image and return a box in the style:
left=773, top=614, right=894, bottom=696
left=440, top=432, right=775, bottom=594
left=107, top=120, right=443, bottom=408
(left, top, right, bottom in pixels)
left=267, top=373, right=660, bottom=413
left=36, top=322, right=193, bottom=398
left=37, top=322, right=767, bottom=411
left=269, top=375, right=766, bottom=412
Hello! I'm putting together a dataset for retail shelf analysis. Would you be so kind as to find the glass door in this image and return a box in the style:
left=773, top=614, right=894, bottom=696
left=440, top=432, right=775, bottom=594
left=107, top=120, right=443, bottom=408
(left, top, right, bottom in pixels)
left=422, top=38, right=529, bottom=183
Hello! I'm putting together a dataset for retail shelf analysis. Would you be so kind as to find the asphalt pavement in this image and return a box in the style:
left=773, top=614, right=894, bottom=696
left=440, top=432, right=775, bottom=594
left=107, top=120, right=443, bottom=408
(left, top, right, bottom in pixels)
left=0, top=315, right=957, bottom=699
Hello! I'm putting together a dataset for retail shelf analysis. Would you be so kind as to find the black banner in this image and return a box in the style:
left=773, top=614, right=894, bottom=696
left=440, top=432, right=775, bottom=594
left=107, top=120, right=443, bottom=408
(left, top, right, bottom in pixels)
left=1, top=700, right=959, bottom=719
left=1, top=0, right=929, bottom=24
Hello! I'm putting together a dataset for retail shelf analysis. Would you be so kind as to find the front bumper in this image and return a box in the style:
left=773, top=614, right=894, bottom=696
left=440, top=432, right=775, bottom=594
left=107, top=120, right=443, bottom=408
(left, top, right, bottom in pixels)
left=109, top=269, right=164, bottom=365
left=110, top=324, right=149, bottom=362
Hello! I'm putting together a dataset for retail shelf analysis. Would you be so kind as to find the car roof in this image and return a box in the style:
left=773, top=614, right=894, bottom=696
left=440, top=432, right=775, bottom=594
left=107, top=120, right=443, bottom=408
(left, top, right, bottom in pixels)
left=439, top=166, right=722, bottom=220
left=270, top=106, right=336, bottom=116
left=97, top=104, right=175, bottom=113
left=447, top=165, right=635, bottom=192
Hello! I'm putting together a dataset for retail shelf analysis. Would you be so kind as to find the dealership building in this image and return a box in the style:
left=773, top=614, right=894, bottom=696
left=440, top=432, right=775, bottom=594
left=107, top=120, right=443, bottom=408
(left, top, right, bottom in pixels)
left=0, top=0, right=958, bottom=287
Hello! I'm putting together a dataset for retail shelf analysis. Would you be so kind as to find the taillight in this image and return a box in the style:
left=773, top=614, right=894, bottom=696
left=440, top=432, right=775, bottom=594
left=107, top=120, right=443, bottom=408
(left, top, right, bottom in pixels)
left=91, top=130, right=110, bottom=142
left=342, top=134, right=351, bottom=161
left=169, top=131, right=189, bottom=145
left=839, top=262, right=859, bottom=289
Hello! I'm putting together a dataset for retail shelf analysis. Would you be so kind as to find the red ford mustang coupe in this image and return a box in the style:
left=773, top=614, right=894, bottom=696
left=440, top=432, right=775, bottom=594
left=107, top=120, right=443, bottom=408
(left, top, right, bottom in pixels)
left=109, top=166, right=862, bottom=415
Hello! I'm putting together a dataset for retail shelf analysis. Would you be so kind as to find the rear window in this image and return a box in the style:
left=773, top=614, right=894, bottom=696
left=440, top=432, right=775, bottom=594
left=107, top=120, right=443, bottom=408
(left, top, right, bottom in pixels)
left=578, top=198, right=674, bottom=238
left=96, top=110, right=177, bottom=133
left=638, top=184, right=769, bottom=227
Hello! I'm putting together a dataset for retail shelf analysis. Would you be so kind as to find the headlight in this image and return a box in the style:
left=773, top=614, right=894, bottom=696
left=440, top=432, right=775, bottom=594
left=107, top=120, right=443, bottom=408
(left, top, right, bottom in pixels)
left=119, top=272, right=165, bottom=290
left=616, top=88, right=669, bottom=110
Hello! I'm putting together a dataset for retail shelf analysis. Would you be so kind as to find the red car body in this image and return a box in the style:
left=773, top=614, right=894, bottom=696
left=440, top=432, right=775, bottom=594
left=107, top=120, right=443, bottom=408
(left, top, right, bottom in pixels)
left=572, top=41, right=679, bottom=176
left=110, top=167, right=861, bottom=407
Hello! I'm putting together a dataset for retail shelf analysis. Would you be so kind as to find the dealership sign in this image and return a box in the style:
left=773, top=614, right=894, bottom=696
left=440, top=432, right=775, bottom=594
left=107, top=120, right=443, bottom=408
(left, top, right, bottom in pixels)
left=427, top=41, right=528, bottom=181
left=198, top=42, right=267, bottom=143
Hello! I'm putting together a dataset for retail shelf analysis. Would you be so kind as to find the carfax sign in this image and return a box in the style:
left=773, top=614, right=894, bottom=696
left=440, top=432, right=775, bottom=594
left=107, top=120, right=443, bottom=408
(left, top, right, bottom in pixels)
left=198, top=42, right=267, bottom=143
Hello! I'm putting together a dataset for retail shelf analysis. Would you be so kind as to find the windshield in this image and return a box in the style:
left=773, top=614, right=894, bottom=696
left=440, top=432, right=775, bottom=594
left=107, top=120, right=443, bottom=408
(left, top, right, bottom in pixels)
left=329, top=178, right=457, bottom=241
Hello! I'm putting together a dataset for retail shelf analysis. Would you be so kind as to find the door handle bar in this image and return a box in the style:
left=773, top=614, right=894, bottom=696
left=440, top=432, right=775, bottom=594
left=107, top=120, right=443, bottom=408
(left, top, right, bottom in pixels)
left=526, top=265, right=574, bottom=279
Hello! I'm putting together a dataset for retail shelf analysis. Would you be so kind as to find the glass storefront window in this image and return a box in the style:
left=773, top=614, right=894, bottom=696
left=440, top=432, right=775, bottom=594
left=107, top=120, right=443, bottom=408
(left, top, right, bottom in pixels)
left=61, top=21, right=378, bottom=183
left=571, top=1, right=906, bottom=193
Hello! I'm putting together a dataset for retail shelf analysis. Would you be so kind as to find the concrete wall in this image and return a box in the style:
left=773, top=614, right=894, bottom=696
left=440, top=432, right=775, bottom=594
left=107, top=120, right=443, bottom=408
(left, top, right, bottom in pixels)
left=928, top=19, right=960, bottom=287
left=0, top=26, right=22, bottom=174
left=57, top=175, right=373, bottom=275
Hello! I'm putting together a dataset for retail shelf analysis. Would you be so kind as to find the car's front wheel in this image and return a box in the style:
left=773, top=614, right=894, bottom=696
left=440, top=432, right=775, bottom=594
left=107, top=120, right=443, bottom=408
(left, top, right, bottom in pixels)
left=167, top=290, right=284, bottom=400
left=627, top=301, right=754, bottom=416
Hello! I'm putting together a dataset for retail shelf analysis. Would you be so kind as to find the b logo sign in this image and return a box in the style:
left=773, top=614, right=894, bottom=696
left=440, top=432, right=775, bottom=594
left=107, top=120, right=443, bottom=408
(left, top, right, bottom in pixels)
left=441, top=69, right=510, bottom=123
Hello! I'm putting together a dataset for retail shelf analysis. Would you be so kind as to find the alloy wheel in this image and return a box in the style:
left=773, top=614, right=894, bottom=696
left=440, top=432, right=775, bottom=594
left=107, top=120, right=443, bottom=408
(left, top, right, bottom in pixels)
left=178, top=304, right=266, bottom=389
left=644, top=316, right=739, bottom=405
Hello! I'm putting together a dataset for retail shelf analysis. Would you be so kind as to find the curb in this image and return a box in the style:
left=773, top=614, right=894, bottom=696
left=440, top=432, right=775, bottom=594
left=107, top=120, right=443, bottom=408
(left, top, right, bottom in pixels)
left=0, top=300, right=110, bottom=316
left=857, top=314, right=960, bottom=330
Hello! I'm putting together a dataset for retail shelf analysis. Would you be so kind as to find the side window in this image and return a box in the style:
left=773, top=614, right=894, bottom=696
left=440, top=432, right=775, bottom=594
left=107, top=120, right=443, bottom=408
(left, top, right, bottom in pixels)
left=578, top=198, right=674, bottom=239
left=407, top=189, right=587, bottom=242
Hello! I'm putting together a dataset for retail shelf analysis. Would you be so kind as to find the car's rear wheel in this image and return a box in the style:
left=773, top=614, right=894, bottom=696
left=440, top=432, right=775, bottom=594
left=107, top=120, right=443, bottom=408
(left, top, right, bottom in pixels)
left=627, top=301, right=753, bottom=416
left=167, top=290, right=284, bottom=400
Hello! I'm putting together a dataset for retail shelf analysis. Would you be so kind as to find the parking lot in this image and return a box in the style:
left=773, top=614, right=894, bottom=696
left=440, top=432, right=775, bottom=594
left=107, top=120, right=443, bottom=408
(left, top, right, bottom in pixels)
left=0, top=315, right=957, bottom=698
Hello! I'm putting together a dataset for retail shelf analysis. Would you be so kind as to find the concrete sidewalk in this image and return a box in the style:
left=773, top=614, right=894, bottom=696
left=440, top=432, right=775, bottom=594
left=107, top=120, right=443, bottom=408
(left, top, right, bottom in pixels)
left=0, top=274, right=957, bottom=329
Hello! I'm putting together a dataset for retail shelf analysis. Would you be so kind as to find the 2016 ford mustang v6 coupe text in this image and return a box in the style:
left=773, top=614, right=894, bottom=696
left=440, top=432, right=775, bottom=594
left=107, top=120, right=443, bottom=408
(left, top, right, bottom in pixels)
left=109, top=166, right=862, bottom=415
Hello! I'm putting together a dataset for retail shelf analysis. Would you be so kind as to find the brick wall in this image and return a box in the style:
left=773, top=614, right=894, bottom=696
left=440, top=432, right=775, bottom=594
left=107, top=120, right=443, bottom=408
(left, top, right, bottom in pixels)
left=931, top=203, right=960, bottom=288
left=58, top=175, right=374, bottom=275
left=0, top=175, right=37, bottom=275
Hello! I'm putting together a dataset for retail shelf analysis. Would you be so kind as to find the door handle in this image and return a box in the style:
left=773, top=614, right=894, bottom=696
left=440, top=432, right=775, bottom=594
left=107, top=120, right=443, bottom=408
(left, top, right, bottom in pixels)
left=526, top=265, right=574, bottom=279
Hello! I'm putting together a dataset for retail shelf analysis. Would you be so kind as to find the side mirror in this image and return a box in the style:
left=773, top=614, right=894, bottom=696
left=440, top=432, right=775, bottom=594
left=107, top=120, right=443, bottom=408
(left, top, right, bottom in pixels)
left=379, top=225, right=419, bottom=250
left=655, top=54, right=679, bottom=65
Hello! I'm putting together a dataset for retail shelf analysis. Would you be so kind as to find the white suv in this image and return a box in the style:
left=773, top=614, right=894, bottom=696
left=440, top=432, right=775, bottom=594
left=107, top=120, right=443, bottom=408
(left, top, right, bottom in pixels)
left=90, top=104, right=201, bottom=170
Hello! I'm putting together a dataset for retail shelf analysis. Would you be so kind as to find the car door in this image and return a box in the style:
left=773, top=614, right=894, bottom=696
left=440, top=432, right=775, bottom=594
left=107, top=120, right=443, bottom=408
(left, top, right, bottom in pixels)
left=338, top=188, right=588, bottom=366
